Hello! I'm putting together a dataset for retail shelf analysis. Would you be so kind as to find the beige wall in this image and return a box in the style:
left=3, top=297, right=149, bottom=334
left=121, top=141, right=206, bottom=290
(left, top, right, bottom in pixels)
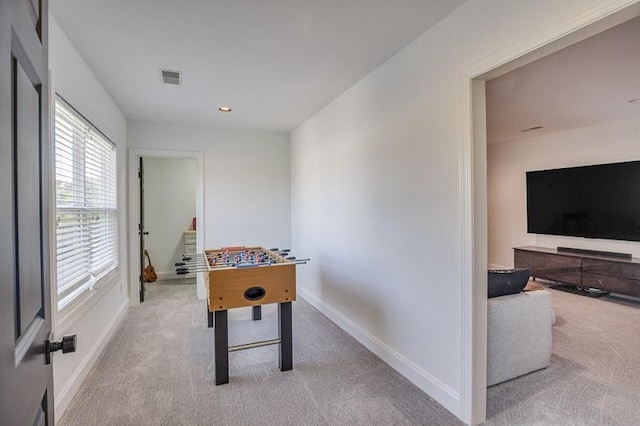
left=488, top=115, right=640, bottom=269
left=128, top=122, right=291, bottom=250
left=50, top=16, right=129, bottom=422
left=143, top=158, right=197, bottom=278
left=291, top=0, right=640, bottom=421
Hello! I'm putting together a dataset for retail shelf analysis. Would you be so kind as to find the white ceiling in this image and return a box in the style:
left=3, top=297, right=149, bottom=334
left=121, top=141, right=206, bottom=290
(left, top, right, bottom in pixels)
left=50, top=0, right=467, bottom=132
left=486, top=15, right=640, bottom=145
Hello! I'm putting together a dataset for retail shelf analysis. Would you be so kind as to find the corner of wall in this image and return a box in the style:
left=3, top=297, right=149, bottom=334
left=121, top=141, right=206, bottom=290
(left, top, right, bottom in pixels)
left=298, top=288, right=462, bottom=418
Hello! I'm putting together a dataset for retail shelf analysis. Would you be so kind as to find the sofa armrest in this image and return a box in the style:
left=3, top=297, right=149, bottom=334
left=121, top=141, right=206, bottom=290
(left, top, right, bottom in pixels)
left=487, top=290, right=553, bottom=386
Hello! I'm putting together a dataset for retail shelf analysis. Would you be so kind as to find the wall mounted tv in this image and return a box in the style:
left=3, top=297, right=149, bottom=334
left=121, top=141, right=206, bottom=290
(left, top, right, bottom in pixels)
left=526, top=160, right=640, bottom=242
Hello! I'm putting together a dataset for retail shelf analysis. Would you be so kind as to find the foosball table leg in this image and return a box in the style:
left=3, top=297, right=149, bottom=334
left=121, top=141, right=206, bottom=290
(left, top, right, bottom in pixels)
left=214, top=310, right=229, bottom=385
left=207, top=302, right=214, bottom=328
left=252, top=305, right=262, bottom=321
left=278, top=301, right=292, bottom=371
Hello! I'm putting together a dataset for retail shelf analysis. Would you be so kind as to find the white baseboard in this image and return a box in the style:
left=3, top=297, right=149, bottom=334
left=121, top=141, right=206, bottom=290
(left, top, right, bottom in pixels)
left=54, top=298, right=129, bottom=422
left=298, top=288, right=461, bottom=417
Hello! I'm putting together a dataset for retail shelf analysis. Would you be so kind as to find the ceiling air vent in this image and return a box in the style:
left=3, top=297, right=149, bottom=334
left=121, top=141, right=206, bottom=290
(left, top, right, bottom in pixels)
left=160, top=69, right=181, bottom=85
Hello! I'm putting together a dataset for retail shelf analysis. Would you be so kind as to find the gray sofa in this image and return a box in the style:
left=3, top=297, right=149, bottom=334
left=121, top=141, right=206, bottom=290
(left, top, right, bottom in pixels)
left=487, top=289, right=553, bottom=386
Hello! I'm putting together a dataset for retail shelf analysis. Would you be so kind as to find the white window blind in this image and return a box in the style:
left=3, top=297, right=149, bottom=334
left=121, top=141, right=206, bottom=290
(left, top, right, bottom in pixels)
left=54, top=97, right=118, bottom=310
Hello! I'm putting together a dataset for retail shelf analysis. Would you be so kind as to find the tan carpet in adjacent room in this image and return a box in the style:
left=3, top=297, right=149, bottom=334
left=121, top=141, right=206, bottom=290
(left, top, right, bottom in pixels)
left=486, top=286, right=640, bottom=426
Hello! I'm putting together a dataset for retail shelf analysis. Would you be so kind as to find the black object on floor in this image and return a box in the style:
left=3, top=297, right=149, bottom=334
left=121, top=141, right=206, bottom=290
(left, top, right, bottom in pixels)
left=551, top=284, right=610, bottom=298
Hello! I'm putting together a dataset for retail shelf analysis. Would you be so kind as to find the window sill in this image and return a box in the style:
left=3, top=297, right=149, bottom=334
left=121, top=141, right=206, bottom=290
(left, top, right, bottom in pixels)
left=55, top=268, right=121, bottom=335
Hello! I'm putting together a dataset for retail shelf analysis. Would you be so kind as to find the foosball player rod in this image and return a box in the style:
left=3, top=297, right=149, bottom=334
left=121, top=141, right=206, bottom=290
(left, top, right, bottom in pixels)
left=205, top=259, right=309, bottom=270
left=179, top=256, right=207, bottom=264
left=175, top=266, right=208, bottom=273
left=175, top=262, right=207, bottom=269
left=175, top=260, right=208, bottom=267
left=286, top=258, right=310, bottom=265
left=174, top=259, right=207, bottom=266
left=175, top=266, right=209, bottom=275
left=179, top=260, right=308, bottom=275
left=176, top=257, right=207, bottom=264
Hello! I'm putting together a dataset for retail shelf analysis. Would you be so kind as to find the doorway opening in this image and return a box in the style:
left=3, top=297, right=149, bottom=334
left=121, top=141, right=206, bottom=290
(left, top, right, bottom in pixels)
left=128, top=149, right=205, bottom=305
left=466, top=3, right=640, bottom=424
left=141, top=157, right=198, bottom=300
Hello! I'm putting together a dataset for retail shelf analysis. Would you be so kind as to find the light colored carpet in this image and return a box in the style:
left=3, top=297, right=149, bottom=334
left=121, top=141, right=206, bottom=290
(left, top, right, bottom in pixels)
left=486, top=286, right=640, bottom=426
left=58, top=281, right=463, bottom=426
left=59, top=282, right=640, bottom=425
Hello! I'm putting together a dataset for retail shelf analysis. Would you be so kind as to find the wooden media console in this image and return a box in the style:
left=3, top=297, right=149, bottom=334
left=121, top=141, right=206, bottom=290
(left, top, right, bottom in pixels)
left=514, top=246, right=640, bottom=298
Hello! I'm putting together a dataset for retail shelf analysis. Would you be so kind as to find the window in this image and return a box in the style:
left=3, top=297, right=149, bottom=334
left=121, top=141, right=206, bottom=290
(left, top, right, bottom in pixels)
left=54, top=97, right=118, bottom=310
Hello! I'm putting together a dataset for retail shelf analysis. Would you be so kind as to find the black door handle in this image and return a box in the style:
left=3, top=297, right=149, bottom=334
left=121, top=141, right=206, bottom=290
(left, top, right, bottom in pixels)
left=45, top=333, right=77, bottom=364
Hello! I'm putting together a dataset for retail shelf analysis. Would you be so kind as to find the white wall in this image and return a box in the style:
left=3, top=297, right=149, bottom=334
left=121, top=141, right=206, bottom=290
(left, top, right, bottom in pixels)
left=143, top=158, right=196, bottom=277
left=488, top=115, right=640, bottom=269
left=49, top=17, right=129, bottom=422
left=128, top=122, right=291, bottom=250
left=290, top=0, right=640, bottom=421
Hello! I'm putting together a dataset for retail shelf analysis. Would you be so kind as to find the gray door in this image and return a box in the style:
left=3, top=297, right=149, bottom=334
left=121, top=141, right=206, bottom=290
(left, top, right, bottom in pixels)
left=0, top=0, right=54, bottom=424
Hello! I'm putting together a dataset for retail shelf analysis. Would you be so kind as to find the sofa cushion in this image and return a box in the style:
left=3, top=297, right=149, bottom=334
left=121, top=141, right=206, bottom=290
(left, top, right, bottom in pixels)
left=488, top=268, right=530, bottom=298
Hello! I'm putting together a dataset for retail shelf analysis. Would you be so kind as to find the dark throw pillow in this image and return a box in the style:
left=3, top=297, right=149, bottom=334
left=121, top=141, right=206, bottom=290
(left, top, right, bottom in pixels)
left=487, top=268, right=530, bottom=298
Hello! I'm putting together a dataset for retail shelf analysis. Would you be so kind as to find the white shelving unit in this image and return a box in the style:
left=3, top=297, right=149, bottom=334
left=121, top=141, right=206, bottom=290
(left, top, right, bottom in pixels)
left=182, top=230, right=197, bottom=283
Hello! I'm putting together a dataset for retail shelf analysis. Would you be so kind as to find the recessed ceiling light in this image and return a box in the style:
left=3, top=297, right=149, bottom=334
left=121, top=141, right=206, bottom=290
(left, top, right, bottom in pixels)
left=628, top=98, right=640, bottom=104
left=218, top=106, right=232, bottom=112
left=521, top=125, right=543, bottom=132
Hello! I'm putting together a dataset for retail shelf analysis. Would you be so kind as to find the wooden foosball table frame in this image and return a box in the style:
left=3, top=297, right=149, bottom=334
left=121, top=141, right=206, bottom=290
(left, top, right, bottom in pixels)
left=203, top=247, right=297, bottom=385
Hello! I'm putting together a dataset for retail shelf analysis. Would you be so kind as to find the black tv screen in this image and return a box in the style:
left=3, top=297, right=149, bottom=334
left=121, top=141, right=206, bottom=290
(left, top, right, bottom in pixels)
left=526, top=161, right=640, bottom=242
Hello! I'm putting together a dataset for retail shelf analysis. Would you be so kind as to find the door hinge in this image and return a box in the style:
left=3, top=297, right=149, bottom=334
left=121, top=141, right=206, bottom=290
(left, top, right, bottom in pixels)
left=138, top=168, right=141, bottom=179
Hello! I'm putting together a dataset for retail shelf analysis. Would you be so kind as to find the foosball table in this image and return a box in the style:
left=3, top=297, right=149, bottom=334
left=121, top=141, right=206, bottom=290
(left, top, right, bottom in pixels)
left=183, top=246, right=307, bottom=385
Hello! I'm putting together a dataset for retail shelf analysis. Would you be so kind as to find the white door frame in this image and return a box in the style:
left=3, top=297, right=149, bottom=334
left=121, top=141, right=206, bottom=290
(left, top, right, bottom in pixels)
left=459, top=1, right=640, bottom=424
left=128, top=148, right=206, bottom=305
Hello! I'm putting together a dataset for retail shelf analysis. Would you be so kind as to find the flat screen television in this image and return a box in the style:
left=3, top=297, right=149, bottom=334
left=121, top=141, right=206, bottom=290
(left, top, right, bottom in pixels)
left=526, top=160, right=640, bottom=242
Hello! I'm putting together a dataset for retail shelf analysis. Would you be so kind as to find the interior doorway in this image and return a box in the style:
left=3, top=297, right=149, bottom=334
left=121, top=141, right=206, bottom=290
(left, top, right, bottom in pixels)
left=141, top=157, right=198, bottom=300
left=466, top=3, right=640, bottom=424
left=128, top=149, right=205, bottom=305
